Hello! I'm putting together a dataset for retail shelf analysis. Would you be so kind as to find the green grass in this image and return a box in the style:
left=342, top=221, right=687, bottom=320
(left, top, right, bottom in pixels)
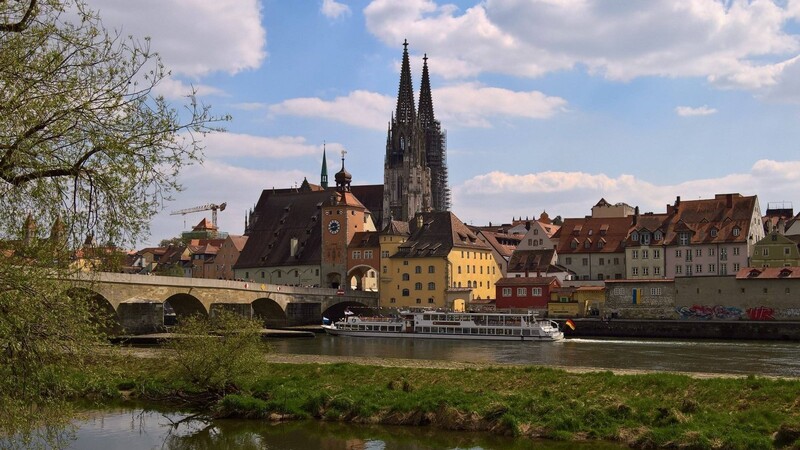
left=43, top=353, right=800, bottom=449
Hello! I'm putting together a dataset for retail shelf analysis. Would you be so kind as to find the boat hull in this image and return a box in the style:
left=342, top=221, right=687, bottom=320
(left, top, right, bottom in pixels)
left=322, top=325, right=564, bottom=341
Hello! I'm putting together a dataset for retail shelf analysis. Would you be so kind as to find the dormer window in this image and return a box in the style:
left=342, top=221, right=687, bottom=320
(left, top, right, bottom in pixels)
left=570, top=240, right=578, bottom=249
left=779, top=269, right=792, bottom=278
left=641, top=233, right=651, bottom=245
left=654, top=231, right=662, bottom=241
left=631, top=231, right=639, bottom=242
left=710, top=228, right=718, bottom=238
left=679, top=232, right=689, bottom=246
left=732, top=227, right=740, bottom=237
left=584, top=239, right=592, bottom=249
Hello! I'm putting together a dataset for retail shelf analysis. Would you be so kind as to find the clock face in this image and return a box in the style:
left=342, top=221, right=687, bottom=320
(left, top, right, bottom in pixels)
left=328, top=219, right=341, bottom=234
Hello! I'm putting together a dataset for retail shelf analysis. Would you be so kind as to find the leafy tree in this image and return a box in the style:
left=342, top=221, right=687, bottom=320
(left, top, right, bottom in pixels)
left=168, top=310, right=268, bottom=397
left=0, top=0, right=227, bottom=440
left=159, top=236, right=184, bottom=247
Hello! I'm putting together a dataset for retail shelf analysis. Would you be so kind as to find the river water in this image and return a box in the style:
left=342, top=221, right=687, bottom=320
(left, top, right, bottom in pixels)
left=50, top=408, right=624, bottom=449
left=271, top=334, right=800, bottom=377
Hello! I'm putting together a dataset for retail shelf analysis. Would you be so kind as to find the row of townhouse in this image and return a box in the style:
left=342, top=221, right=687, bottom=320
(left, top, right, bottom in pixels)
left=504, top=194, right=765, bottom=282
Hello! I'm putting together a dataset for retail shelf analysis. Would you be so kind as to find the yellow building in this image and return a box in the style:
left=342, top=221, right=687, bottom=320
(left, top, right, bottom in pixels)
left=549, top=285, right=605, bottom=317
left=380, top=212, right=501, bottom=311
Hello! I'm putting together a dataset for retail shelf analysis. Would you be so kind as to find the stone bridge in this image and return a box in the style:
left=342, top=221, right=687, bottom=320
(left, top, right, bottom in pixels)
left=64, top=272, right=379, bottom=334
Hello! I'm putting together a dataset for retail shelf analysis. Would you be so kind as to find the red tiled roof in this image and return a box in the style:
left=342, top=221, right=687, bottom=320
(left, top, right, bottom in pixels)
left=735, top=267, right=800, bottom=279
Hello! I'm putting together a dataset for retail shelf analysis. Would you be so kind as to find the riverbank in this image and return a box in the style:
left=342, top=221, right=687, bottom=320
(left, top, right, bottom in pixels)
left=92, top=348, right=800, bottom=449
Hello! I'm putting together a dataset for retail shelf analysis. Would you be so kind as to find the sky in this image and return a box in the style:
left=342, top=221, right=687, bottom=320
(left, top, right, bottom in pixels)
left=84, top=0, right=800, bottom=247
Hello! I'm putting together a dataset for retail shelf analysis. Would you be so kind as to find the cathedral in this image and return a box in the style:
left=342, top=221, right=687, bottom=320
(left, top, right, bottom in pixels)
left=382, top=40, right=449, bottom=228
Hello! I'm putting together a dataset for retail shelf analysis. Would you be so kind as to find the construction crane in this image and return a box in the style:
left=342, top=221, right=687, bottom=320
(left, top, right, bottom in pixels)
left=170, top=202, right=227, bottom=228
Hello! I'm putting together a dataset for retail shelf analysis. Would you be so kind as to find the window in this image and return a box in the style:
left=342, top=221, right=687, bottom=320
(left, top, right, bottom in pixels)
left=695, top=249, right=702, bottom=257
left=695, top=264, right=702, bottom=274
left=679, top=232, right=689, bottom=246
left=428, top=265, right=435, bottom=273
left=676, top=265, right=682, bottom=274
left=785, top=247, right=791, bottom=255
left=653, top=249, right=660, bottom=259
left=641, top=233, right=651, bottom=245
left=364, top=250, right=373, bottom=259
left=467, top=265, right=470, bottom=273
left=643, top=267, right=649, bottom=276
left=381, top=250, right=389, bottom=258
left=416, top=298, right=421, bottom=304
left=613, top=287, right=624, bottom=295
left=710, top=228, right=718, bottom=237
left=733, top=227, right=740, bottom=237
left=631, top=231, right=639, bottom=241
left=428, top=298, right=434, bottom=304
left=733, top=247, right=740, bottom=256
left=402, top=273, right=410, bottom=281
left=650, top=287, right=662, bottom=295
left=641, top=250, right=648, bottom=259
left=675, top=250, right=682, bottom=258
left=382, top=266, right=388, bottom=274
left=654, top=266, right=661, bottom=276
left=402, top=289, right=410, bottom=296
left=632, top=267, right=638, bottom=276
left=517, top=287, right=527, bottom=296
left=708, top=264, right=715, bottom=273
left=415, top=266, right=422, bottom=273
left=708, top=248, right=715, bottom=257
left=721, top=263, right=728, bottom=275
left=534, top=229, right=539, bottom=235
left=632, top=250, right=639, bottom=259
left=352, top=251, right=361, bottom=259
left=565, top=257, right=572, bottom=265
left=614, top=258, right=620, bottom=265
left=686, top=265, right=693, bottom=276
left=458, top=266, right=462, bottom=274
left=654, top=231, right=663, bottom=241
left=762, top=248, right=769, bottom=256
left=599, top=258, right=605, bottom=266
left=733, top=263, right=740, bottom=271
left=403, top=261, right=409, bottom=265
left=415, top=282, right=422, bottom=290
left=532, top=287, right=542, bottom=296
left=502, top=288, right=512, bottom=297
left=582, top=258, right=589, bottom=266
left=527, top=239, right=532, bottom=245
left=428, top=282, right=435, bottom=290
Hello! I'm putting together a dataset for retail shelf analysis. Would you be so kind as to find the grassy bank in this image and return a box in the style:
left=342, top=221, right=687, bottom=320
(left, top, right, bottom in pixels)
left=67, top=353, right=800, bottom=449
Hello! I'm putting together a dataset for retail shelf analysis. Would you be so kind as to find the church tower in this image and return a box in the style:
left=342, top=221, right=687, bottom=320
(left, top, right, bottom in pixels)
left=320, top=144, right=329, bottom=189
left=382, top=40, right=432, bottom=228
left=418, top=54, right=450, bottom=212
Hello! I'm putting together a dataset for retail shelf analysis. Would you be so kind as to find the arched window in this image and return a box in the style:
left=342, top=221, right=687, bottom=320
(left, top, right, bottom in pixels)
left=402, top=273, right=410, bottom=281
left=415, top=266, right=421, bottom=273
left=415, top=282, right=422, bottom=290
left=402, top=289, right=410, bottom=296
left=428, top=282, right=435, bottom=290
left=428, top=265, right=435, bottom=273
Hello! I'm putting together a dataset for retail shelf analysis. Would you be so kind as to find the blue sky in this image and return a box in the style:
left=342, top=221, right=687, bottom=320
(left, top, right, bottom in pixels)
left=87, top=0, right=800, bottom=246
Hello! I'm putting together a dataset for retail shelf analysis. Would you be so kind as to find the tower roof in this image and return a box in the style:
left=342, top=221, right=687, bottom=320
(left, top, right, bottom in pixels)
left=418, top=53, right=435, bottom=129
left=320, top=144, right=329, bottom=189
left=395, top=39, right=416, bottom=125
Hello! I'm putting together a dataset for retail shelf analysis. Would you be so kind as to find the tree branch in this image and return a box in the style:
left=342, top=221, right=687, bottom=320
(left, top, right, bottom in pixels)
left=0, top=0, right=38, bottom=33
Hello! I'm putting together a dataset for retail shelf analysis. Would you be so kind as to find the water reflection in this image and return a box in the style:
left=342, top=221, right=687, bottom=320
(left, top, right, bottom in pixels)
left=271, top=334, right=800, bottom=377
left=65, top=409, right=625, bottom=450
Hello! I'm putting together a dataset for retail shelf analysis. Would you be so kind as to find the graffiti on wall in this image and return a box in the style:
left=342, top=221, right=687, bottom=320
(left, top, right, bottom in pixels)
left=675, top=305, right=743, bottom=320
left=746, top=306, right=775, bottom=321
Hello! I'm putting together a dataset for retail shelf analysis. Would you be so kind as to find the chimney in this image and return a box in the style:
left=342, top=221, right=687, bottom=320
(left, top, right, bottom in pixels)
left=726, top=193, right=733, bottom=208
left=675, top=196, right=681, bottom=209
left=525, top=221, right=531, bottom=231
left=633, top=206, right=640, bottom=226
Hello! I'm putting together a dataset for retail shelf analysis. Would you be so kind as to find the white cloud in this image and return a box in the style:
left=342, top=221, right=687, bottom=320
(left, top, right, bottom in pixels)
left=269, top=91, right=394, bottom=130
left=321, top=0, right=351, bottom=19
left=200, top=132, right=334, bottom=159
left=450, top=160, right=800, bottom=226
left=87, top=0, right=266, bottom=78
left=268, top=83, right=566, bottom=129
left=675, top=105, right=718, bottom=117
left=364, top=0, right=800, bottom=94
left=153, top=77, right=226, bottom=100
left=435, top=83, right=567, bottom=127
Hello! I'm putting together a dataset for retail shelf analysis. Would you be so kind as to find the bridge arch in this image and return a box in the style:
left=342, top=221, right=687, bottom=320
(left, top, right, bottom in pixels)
left=347, top=265, right=378, bottom=292
left=322, top=301, right=375, bottom=322
left=65, top=287, right=122, bottom=334
left=252, top=297, right=288, bottom=328
left=164, top=293, right=207, bottom=323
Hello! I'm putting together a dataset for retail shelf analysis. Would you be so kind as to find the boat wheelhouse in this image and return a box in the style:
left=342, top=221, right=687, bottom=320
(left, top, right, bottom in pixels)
left=322, top=310, right=564, bottom=341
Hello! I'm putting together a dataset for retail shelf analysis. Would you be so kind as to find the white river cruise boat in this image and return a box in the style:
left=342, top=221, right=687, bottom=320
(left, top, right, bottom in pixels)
left=322, top=310, right=564, bottom=341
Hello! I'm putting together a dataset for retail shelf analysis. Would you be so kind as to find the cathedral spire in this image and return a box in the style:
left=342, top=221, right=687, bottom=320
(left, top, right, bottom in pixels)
left=418, top=53, right=434, bottom=129
left=395, top=39, right=416, bottom=125
left=320, top=142, right=329, bottom=189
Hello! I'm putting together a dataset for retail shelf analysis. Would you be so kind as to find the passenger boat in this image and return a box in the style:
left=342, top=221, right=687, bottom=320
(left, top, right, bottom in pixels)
left=322, top=310, right=564, bottom=341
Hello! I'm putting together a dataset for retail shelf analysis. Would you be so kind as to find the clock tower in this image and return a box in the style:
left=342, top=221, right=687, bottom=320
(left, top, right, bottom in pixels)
left=320, top=151, right=371, bottom=290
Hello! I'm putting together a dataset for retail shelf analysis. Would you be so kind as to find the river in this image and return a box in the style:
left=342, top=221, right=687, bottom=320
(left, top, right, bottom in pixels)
left=270, top=334, right=800, bottom=377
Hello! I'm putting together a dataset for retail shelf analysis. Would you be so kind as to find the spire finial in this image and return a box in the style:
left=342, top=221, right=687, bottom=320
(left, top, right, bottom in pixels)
left=403, top=38, right=408, bottom=50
